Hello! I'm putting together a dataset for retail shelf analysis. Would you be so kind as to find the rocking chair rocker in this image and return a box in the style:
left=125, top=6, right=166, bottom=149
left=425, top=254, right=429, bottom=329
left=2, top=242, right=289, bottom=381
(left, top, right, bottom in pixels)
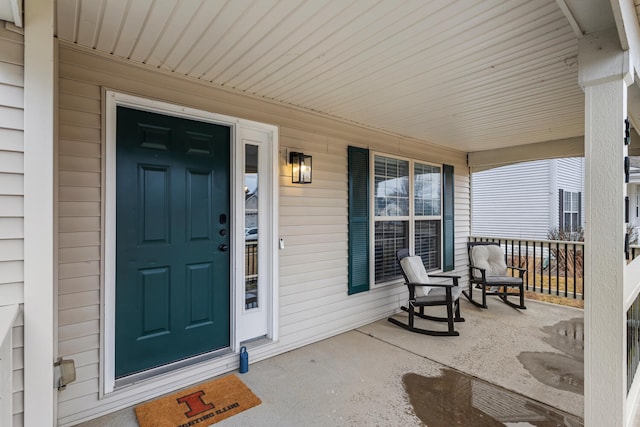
left=388, top=249, right=464, bottom=336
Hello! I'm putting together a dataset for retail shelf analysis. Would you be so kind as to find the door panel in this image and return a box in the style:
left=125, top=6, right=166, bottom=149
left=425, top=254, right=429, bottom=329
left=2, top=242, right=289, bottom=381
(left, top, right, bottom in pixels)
left=115, top=106, right=231, bottom=378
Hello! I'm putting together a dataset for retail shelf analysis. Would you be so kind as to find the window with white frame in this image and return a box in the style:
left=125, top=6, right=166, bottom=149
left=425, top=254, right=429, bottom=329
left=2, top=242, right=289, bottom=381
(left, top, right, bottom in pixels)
left=560, top=190, right=581, bottom=232
left=373, top=154, right=442, bottom=283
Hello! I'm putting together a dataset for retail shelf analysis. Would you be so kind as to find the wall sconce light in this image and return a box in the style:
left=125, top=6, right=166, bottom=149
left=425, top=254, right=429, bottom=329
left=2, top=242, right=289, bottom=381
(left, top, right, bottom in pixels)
left=290, top=151, right=312, bottom=184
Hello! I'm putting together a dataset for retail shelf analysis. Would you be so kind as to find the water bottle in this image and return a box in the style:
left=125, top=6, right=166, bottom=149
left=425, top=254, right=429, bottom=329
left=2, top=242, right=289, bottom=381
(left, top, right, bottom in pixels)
left=239, top=346, right=248, bottom=374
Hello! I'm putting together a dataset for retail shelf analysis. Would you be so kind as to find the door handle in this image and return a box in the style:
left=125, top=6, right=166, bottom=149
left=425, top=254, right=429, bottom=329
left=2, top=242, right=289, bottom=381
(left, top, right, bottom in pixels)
left=218, top=244, right=228, bottom=252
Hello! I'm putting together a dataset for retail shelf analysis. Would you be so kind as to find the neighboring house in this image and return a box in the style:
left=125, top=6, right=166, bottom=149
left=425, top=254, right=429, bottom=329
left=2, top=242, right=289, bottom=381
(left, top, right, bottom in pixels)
left=472, top=158, right=584, bottom=240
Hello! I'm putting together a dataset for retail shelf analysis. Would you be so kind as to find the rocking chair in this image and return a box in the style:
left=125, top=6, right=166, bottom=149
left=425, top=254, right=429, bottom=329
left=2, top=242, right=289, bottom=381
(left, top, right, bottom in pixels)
left=464, top=242, right=527, bottom=309
left=388, top=249, right=464, bottom=336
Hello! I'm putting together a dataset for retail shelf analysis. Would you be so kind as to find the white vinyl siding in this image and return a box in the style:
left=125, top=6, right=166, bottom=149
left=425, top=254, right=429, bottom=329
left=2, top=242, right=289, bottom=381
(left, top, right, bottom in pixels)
left=555, top=157, right=584, bottom=193
left=472, top=160, right=551, bottom=239
left=56, top=43, right=470, bottom=425
left=0, top=22, right=24, bottom=427
left=57, top=54, right=102, bottom=424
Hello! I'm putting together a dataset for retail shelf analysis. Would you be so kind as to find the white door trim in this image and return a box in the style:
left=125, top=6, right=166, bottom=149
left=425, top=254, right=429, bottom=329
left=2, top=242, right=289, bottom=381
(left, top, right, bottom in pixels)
left=102, top=91, right=278, bottom=395
left=237, top=128, right=279, bottom=342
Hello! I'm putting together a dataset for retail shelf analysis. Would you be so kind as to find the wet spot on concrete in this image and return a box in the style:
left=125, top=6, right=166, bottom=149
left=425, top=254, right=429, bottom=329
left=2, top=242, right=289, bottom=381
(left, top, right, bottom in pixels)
left=519, top=318, right=584, bottom=395
left=402, top=369, right=583, bottom=426
left=517, top=352, right=583, bottom=394
left=541, top=318, right=584, bottom=361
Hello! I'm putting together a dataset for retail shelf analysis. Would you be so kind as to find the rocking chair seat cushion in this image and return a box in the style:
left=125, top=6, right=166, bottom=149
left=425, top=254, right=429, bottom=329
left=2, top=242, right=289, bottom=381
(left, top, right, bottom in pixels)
left=400, top=256, right=432, bottom=297
left=470, top=245, right=508, bottom=278
left=415, top=286, right=463, bottom=304
left=484, top=275, right=522, bottom=286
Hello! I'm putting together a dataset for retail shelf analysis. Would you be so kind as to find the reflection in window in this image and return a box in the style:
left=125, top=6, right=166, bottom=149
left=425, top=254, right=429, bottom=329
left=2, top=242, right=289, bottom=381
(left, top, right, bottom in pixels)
left=375, top=156, right=409, bottom=216
left=245, top=145, right=259, bottom=309
left=414, top=163, right=441, bottom=216
left=373, top=154, right=443, bottom=283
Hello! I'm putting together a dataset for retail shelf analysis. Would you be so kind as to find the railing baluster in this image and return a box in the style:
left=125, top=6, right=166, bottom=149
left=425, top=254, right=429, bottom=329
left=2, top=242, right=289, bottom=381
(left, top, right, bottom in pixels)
left=510, top=240, right=514, bottom=275
left=525, top=241, right=529, bottom=290
left=573, top=243, right=584, bottom=299
left=549, top=243, right=561, bottom=295
left=563, top=242, right=568, bottom=298
left=517, top=240, right=521, bottom=281
left=547, top=241, right=551, bottom=295
left=534, top=241, right=538, bottom=293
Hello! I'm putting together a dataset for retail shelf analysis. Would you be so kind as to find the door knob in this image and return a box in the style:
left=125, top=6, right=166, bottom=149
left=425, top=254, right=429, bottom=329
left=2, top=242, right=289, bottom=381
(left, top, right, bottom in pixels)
left=218, top=244, right=228, bottom=252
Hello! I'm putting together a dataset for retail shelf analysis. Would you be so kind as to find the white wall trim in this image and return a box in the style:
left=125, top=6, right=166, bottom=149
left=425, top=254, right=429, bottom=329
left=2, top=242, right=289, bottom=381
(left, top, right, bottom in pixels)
left=0, top=304, right=19, bottom=427
left=102, top=91, right=279, bottom=395
left=23, top=0, right=55, bottom=425
left=468, top=136, right=584, bottom=171
left=235, top=126, right=280, bottom=343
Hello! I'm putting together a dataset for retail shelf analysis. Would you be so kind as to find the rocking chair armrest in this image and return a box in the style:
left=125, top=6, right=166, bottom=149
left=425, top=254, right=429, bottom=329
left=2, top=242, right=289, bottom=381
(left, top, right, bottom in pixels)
left=429, top=273, right=461, bottom=279
left=406, top=281, right=455, bottom=288
left=427, top=274, right=459, bottom=286
left=507, top=265, right=527, bottom=277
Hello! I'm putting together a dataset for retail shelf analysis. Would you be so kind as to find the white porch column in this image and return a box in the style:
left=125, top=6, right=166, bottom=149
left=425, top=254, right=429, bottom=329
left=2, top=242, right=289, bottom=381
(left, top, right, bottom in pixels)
left=23, top=0, right=55, bottom=425
left=579, top=28, right=633, bottom=426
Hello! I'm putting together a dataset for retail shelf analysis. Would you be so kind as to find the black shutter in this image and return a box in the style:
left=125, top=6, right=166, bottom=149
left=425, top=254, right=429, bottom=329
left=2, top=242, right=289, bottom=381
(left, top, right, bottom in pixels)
left=558, top=189, right=564, bottom=230
left=348, top=146, right=370, bottom=295
left=442, top=164, right=455, bottom=272
left=578, top=192, right=582, bottom=229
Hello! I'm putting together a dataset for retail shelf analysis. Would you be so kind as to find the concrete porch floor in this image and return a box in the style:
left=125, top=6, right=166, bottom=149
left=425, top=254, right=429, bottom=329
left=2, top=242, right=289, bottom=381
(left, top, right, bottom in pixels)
left=79, top=298, right=590, bottom=426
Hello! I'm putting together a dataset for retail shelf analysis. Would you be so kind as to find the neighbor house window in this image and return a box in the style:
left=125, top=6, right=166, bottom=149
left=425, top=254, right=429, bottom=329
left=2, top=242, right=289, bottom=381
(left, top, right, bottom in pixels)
left=560, top=190, right=581, bottom=232
left=373, top=154, right=442, bottom=283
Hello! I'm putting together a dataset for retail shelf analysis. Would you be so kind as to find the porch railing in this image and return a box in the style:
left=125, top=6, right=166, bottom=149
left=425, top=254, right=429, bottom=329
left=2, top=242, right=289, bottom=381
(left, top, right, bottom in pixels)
left=0, top=304, right=19, bottom=427
left=245, top=241, right=258, bottom=309
left=469, top=236, right=585, bottom=300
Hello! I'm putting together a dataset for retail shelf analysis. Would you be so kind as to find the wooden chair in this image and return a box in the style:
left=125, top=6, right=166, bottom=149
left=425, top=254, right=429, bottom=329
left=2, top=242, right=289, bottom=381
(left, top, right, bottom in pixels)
left=464, top=242, right=526, bottom=309
left=388, top=249, right=464, bottom=336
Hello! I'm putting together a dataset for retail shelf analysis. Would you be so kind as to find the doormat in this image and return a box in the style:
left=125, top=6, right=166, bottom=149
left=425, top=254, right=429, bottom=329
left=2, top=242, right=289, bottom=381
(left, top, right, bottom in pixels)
left=135, top=374, right=261, bottom=427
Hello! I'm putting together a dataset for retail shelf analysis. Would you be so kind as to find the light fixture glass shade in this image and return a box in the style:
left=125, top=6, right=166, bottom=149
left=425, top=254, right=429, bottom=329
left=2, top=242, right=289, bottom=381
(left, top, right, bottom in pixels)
left=290, top=152, right=312, bottom=184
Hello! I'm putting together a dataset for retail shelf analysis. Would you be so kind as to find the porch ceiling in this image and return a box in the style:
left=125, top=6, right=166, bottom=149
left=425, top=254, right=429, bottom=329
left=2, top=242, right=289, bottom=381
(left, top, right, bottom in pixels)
left=55, top=0, right=612, bottom=152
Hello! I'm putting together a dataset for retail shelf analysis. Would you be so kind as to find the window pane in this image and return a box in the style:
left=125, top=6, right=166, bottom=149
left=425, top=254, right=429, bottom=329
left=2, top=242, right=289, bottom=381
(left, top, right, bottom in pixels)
left=245, top=144, right=259, bottom=310
left=374, top=156, right=409, bottom=217
left=414, top=163, right=441, bottom=216
left=375, top=221, right=408, bottom=282
left=415, top=220, right=441, bottom=271
left=564, top=213, right=571, bottom=231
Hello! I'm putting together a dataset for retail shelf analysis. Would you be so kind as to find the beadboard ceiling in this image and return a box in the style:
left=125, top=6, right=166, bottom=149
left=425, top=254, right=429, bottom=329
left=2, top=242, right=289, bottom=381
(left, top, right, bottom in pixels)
left=55, top=0, right=615, bottom=152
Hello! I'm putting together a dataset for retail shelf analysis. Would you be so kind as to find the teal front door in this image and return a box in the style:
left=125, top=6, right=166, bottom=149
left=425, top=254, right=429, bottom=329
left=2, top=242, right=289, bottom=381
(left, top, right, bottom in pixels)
left=115, top=106, right=231, bottom=378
